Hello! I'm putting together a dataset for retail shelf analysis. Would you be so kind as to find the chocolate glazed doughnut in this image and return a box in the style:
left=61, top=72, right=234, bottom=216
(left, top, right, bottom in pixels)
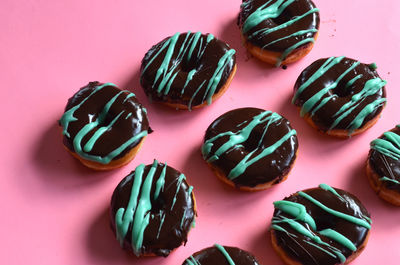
left=202, top=108, right=298, bottom=191
left=183, top=244, right=260, bottom=265
left=367, top=125, right=400, bottom=206
left=238, top=0, right=320, bottom=66
left=110, top=160, right=196, bottom=257
left=271, top=184, right=372, bottom=265
left=140, top=32, right=236, bottom=110
left=293, top=57, right=387, bottom=138
left=59, top=82, right=150, bottom=170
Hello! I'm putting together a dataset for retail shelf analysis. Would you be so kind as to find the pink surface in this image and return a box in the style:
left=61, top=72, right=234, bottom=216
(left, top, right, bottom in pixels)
left=1, top=0, right=400, bottom=264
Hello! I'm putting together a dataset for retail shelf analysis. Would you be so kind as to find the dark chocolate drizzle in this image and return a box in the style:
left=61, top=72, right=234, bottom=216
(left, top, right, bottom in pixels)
left=59, top=81, right=150, bottom=162
left=140, top=32, right=236, bottom=109
left=238, top=0, right=320, bottom=52
left=369, top=125, right=400, bottom=192
left=293, top=57, right=386, bottom=132
left=202, top=108, right=298, bottom=188
left=272, top=186, right=371, bottom=265
left=183, top=245, right=260, bottom=265
left=110, top=161, right=195, bottom=257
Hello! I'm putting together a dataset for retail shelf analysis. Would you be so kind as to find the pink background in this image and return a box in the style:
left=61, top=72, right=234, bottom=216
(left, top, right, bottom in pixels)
left=1, top=0, right=400, bottom=264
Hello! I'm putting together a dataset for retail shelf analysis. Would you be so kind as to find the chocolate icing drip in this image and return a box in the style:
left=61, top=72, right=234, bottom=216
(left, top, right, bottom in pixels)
left=140, top=32, right=236, bottom=109
left=293, top=57, right=386, bottom=132
left=59, top=82, right=150, bottom=162
left=272, top=185, right=371, bottom=265
left=110, top=161, right=195, bottom=257
left=238, top=0, right=320, bottom=52
left=183, top=245, right=260, bottom=265
left=369, top=126, right=400, bottom=192
left=202, top=108, right=298, bottom=188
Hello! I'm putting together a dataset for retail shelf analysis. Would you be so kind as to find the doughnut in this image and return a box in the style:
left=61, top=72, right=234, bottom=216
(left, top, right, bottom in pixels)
left=183, top=244, right=260, bottom=265
left=110, top=160, right=196, bottom=257
left=202, top=107, right=298, bottom=191
left=292, top=56, right=387, bottom=138
left=140, top=31, right=236, bottom=110
left=238, top=0, right=320, bottom=67
left=59, top=81, right=150, bottom=170
left=271, top=184, right=372, bottom=265
left=367, top=125, right=400, bottom=206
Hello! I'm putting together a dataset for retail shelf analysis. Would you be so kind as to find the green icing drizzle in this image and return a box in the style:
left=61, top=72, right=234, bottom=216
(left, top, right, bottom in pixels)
left=298, top=191, right=371, bottom=229
left=272, top=184, right=371, bottom=263
left=380, top=177, right=400, bottom=185
left=241, top=0, right=318, bottom=66
left=273, top=200, right=316, bottom=230
left=141, top=32, right=234, bottom=109
left=185, top=256, right=201, bottom=265
left=292, top=56, right=386, bottom=134
left=156, top=211, right=166, bottom=239
left=171, top=173, right=186, bottom=210
left=115, top=160, right=165, bottom=256
left=59, top=83, right=147, bottom=164
left=214, top=244, right=235, bottom=265
left=371, top=130, right=400, bottom=160
left=319, top=229, right=356, bottom=251
left=154, top=163, right=167, bottom=200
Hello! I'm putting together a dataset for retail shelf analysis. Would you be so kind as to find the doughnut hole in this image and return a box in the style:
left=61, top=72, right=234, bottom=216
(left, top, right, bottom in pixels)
left=271, top=9, right=294, bottom=25
left=332, top=82, right=356, bottom=98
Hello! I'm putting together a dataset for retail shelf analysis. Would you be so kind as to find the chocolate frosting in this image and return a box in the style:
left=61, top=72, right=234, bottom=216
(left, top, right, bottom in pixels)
left=110, top=160, right=195, bottom=257
left=272, top=185, right=371, bottom=265
left=293, top=57, right=386, bottom=133
left=369, top=125, right=400, bottom=192
left=59, top=81, right=150, bottom=163
left=202, top=108, right=298, bottom=188
left=182, top=245, right=260, bottom=265
left=140, top=32, right=236, bottom=109
left=238, top=0, right=320, bottom=52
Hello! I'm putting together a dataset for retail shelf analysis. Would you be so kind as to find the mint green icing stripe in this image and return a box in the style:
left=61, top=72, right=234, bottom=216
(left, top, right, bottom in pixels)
left=292, top=56, right=345, bottom=103
left=203, top=49, right=236, bottom=105
left=131, top=160, right=158, bottom=256
left=298, top=191, right=371, bottom=229
left=115, top=160, right=170, bottom=256
left=243, top=0, right=294, bottom=33
left=380, top=177, right=400, bottom=185
left=185, top=256, right=201, bottom=265
left=251, top=8, right=319, bottom=39
left=171, top=174, right=186, bottom=210
left=273, top=200, right=316, bottom=230
left=330, top=77, right=387, bottom=132
left=214, top=244, right=235, bottom=265
left=154, top=163, right=167, bottom=200
left=319, top=229, right=357, bottom=251
left=371, top=132, right=400, bottom=160
left=115, top=166, right=144, bottom=246
left=228, top=129, right=296, bottom=179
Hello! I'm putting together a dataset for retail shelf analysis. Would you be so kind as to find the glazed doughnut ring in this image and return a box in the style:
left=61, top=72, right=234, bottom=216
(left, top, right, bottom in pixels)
left=238, top=0, right=320, bottom=66
left=293, top=56, right=386, bottom=137
left=140, top=31, right=237, bottom=110
left=202, top=107, right=298, bottom=191
left=110, top=160, right=196, bottom=257
left=59, top=81, right=150, bottom=170
left=271, top=184, right=372, bottom=265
